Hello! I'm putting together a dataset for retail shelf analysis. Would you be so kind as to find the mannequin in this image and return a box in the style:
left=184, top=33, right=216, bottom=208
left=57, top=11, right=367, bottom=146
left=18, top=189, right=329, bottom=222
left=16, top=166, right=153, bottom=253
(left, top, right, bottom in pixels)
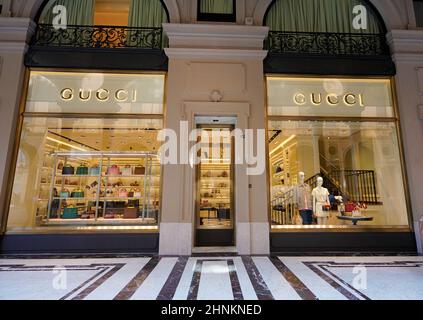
left=294, top=172, right=313, bottom=225
left=312, top=177, right=331, bottom=225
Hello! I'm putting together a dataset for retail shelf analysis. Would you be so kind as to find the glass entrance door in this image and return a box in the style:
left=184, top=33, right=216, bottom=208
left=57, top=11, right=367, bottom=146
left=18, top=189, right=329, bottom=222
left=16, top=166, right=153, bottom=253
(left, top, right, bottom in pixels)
left=195, top=124, right=234, bottom=246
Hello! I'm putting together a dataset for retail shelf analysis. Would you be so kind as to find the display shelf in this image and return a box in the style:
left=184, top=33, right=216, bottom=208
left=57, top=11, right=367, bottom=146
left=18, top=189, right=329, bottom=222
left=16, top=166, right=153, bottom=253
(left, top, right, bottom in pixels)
left=38, top=151, right=161, bottom=225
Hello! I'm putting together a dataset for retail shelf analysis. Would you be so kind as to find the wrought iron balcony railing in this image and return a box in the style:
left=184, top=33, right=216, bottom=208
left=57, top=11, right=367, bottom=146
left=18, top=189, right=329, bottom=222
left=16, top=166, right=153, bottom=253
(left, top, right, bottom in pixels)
left=265, top=31, right=390, bottom=56
left=32, top=24, right=165, bottom=49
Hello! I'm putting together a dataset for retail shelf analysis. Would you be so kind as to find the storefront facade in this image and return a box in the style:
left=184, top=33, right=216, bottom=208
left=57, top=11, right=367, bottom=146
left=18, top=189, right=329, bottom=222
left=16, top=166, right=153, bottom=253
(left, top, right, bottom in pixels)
left=0, top=0, right=422, bottom=254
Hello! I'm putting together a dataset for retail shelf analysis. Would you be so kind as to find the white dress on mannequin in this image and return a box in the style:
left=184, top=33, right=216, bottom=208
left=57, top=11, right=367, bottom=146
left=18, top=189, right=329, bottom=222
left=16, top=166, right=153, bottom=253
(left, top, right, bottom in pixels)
left=312, top=186, right=330, bottom=218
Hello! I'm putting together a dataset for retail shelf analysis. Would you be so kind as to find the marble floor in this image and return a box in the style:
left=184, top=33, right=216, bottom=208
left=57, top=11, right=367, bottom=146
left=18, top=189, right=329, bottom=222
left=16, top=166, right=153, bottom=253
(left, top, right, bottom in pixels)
left=0, top=255, right=422, bottom=300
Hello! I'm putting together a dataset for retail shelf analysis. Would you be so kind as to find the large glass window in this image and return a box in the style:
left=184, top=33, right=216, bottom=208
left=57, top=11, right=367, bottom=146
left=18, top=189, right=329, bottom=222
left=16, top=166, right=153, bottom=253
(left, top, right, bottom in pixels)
left=265, top=0, right=384, bottom=33
left=7, top=71, right=165, bottom=232
left=267, top=77, right=410, bottom=229
left=39, top=0, right=168, bottom=27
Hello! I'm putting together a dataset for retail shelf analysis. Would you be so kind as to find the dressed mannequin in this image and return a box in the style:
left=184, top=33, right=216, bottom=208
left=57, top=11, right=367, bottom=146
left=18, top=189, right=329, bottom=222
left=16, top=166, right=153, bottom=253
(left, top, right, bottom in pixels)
left=312, top=177, right=331, bottom=225
left=294, top=172, right=313, bottom=225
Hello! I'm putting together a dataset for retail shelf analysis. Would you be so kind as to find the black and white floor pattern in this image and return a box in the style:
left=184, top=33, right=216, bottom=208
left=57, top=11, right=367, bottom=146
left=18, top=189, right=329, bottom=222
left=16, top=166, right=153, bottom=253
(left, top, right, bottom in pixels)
left=0, top=256, right=422, bottom=300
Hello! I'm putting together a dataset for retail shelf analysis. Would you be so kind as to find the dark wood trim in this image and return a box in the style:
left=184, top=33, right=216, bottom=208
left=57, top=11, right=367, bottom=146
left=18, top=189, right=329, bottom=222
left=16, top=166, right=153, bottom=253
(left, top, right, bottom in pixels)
left=270, top=231, right=417, bottom=253
left=0, top=233, right=159, bottom=254
left=25, top=46, right=168, bottom=71
left=264, top=54, right=396, bottom=76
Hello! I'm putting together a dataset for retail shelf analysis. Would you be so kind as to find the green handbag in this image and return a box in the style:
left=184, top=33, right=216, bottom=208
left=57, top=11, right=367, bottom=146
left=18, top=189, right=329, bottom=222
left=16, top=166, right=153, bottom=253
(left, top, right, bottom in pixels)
left=62, top=206, right=78, bottom=219
left=71, top=189, right=84, bottom=198
left=76, top=165, right=89, bottom=175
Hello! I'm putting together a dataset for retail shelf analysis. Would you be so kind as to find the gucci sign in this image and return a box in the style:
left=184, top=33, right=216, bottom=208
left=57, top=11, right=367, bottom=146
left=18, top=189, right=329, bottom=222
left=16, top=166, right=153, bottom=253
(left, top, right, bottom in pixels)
left=293, top=93, right=365, bottom=107
left=60, top=88, right=138, bottom=103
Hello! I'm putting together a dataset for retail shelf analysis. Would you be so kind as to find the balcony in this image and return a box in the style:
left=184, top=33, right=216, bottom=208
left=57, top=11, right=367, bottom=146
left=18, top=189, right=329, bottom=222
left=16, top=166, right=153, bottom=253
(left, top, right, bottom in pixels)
left=32, top=24, right=165, bottom=49
left=26, top=24, right=168, bottom=71
left=265, top=31, right=390, bottom=56
left=264, top=31, right=394, bottom=75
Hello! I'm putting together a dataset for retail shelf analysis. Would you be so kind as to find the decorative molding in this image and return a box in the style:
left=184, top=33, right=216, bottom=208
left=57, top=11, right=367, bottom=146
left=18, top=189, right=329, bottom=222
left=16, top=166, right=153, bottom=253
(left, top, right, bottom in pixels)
left=183, top=62, right=247, bottom=98
left=163, top=23, right=269, bottom=50
left=0, top=17, right=36, bottom=44
left=165, top=48, right=267, bottom=60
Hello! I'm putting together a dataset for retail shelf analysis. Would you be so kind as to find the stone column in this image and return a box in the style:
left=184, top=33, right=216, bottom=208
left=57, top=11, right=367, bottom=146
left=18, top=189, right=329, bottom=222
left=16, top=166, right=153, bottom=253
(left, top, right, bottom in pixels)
left=159, top=23, right=269, bottom=255
left=0, top=17, right=35, bottom=233
left=388, top=30, right=423, bottom=253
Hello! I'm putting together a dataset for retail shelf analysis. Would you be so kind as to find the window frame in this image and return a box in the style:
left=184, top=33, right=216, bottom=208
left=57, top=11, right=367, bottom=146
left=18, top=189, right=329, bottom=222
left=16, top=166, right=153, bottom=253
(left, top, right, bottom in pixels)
left=197, top=0, right=236, bottom=23
left=265, top=75, right=413, bottom=232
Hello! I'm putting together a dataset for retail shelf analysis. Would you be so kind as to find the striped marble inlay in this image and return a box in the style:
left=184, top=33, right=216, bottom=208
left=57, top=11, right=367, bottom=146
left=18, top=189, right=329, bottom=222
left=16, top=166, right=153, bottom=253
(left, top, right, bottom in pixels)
left=1, top=256, right=422, bottom=300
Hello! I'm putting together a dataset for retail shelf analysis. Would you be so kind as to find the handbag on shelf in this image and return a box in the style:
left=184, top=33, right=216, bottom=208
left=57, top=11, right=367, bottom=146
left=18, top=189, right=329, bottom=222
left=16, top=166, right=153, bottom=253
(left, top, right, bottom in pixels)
left=60, top=189, right=70, bottom=198
left=121, top=165, right=133, bottom=176
left=345, top=202, right=355, bottom=213
left=89, top=166, right=101, bottom=176
left=62, top=206, right=78, bottom=219
left=128, top=188, right=135, bottom=198
left=107, top=165, right=120, bottom=175
left=118, top=188, right=128, bottom=198
left=76, top=165, right=89, bottom=175
left=57, top=162, right=64, bottom=170
left=133, top=188, right=142, bottom=198
left=62, top=165, right=75, bottom=175
left=123, top=207, right=138, bottom=219
left=71, top=188, right=85, bottom=198
left=134, top=166, right=145, bottom=175
left=221, top=171, right=229, bottom=178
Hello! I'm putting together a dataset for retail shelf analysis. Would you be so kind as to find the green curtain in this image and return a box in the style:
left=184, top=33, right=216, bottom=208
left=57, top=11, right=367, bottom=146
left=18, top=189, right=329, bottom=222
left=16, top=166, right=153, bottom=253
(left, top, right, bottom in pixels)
left=128, top=0, right=168, bottom=28
left=200, top=0, right=233, bottom=14
left=266, top=0, right=382, bottom=33
left=39, top=0, right=94, bottom=25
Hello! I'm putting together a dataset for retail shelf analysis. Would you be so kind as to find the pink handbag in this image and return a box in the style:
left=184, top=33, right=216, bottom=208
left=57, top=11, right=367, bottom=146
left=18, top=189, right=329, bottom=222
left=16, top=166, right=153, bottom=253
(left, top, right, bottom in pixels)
left=107, top=165, right=120, bottom=175
left=118, top=188, right=128, bottom=198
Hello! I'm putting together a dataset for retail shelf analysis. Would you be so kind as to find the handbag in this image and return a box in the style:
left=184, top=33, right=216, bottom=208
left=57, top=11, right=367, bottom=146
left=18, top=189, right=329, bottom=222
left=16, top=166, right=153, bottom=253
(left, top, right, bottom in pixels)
left=134, top=166, right=145, bottom=175
left=133, top=188, right=142, bottom=198
left=107, top=165, right=120, bottom=175
left=62, top=206, right=78, bottom=219
left=118, top=188, right=128, bottom=198
left=128, top=188, right=135, bottom=197
left=60, top=189, right=70, bottom=198
left=89, top=166, right=101, bottom=176
left=76, top=165, right=89, bottom=175
left=124, top=207, right=138, bottom=219
left=62, top=165, right=75, bottom=175
left=71, top=188, right=84, bottom=198
left=121, top=165, right=133, bottom=176
left=57, top=162, right=64, bottom=170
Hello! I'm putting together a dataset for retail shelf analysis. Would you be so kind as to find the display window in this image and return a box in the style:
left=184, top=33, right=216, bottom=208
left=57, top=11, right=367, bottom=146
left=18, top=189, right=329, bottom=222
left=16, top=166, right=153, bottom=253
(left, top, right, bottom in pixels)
left=7, top=71, right=165, bottom=231
left=267, top=77, right=410, bottom=229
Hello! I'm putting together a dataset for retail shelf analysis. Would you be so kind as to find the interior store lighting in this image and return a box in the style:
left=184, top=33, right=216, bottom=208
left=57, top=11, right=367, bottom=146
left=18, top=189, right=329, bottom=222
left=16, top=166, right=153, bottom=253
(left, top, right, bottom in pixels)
left=46, top=137, right=87, bottom=151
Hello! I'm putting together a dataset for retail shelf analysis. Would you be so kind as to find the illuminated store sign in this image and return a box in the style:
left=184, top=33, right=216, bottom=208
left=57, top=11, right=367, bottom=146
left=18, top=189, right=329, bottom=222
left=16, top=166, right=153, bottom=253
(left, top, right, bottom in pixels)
left=293, top=92, right=365, bottom=107
left=26, top=71, right=165, bottom=114
left=267, top=77, right=393, bottom=118
left=60, top=88, right=138, bottom=103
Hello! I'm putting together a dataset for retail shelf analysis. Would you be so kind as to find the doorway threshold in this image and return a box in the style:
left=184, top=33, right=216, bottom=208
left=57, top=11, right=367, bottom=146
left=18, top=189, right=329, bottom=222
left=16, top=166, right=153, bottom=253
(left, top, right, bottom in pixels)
left=192, top=246, right=237, bottom=254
